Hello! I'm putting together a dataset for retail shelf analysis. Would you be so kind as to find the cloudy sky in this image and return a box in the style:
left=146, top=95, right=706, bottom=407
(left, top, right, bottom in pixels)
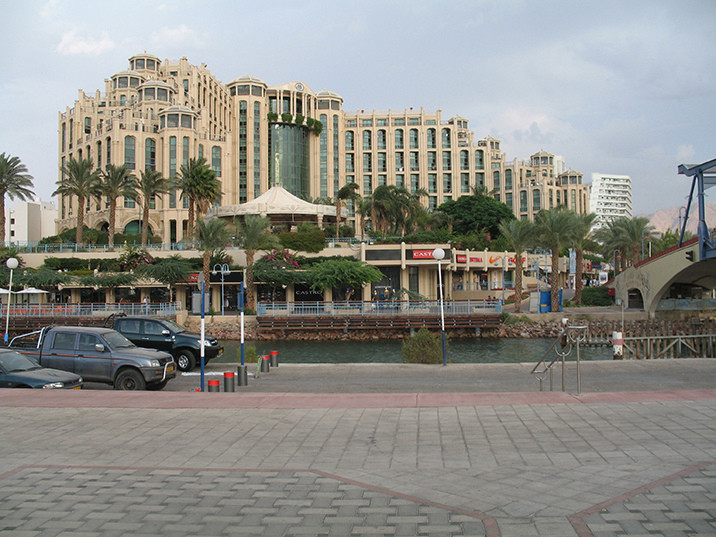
left=1, top=0, right=714, bottom=215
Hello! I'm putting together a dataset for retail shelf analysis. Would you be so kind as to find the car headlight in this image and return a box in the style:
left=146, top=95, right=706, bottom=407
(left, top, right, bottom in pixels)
left=42, top=382, right=64, bottom=389
left=149, top=360, right=161, bottom=367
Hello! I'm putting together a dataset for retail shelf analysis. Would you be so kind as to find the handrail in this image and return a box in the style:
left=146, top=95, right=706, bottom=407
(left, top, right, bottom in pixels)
left=0, top=302, right=181, bottom=318
left=531, top=323, right=587, bottom=393
left=256, top=299, right=502, bottom=316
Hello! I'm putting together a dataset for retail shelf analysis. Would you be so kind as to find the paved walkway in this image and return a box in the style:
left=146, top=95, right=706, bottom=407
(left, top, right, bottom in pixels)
left=1, top=360, right=715, bottom=536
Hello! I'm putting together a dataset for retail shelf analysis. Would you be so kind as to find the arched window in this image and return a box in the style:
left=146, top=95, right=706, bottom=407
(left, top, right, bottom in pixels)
left=441, top=128, right=451, bottom=149
left=533, top=189, right=541, bottom=212
left=493, top=170, right=501, bottom=191
left=475, top=149, right=484, bottom=169
left=427, top=128, right=437, bottom=149
left=505, top=169, right=512, bottom=190
left=377, top=129, right=386, bottom=150
left=145, top=138, right=156, bottom=170
left=124, top=136, right=135, bottom=169
left=395, top=129, right=404, bottom=149
left=409, top=129, right=419, bottom=149
left=460, top=150, right=469, bottom=170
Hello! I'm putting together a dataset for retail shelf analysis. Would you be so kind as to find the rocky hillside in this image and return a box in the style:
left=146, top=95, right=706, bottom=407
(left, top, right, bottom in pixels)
left=640, top=202, right=716, bottom=234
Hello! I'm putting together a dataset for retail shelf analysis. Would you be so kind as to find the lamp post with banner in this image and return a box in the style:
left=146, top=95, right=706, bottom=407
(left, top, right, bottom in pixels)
left=4, top=257, right=18, bottom=344
left=212, top=263, right=230, bottom=316
left=432, top=248, right=447, bottom=367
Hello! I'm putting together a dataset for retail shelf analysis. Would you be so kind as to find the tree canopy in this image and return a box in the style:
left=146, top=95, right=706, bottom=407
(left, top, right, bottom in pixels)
left=437, top=194, right=515, bottom=237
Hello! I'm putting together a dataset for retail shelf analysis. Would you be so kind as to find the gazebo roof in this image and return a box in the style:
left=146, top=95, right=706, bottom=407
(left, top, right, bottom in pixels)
left=206, top=186, right=343, bottom=219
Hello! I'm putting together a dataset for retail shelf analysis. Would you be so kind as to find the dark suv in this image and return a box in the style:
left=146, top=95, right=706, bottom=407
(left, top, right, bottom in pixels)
left=112, top=317, right=223, bottom=371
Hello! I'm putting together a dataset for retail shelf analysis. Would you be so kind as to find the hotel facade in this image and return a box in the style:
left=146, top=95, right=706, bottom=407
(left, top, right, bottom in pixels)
left=57, top=53, right=590, bottom=243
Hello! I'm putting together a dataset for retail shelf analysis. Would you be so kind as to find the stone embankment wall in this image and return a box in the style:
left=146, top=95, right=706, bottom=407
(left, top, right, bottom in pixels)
left=178, top=313, right=715, bottom=343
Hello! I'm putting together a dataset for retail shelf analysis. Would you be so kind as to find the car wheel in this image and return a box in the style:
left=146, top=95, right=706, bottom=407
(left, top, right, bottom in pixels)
left=176, top=350, right=196, bottom=371
left=146, top=380, right=168, bottom=391
left=114, top=369, right=146, bottom=391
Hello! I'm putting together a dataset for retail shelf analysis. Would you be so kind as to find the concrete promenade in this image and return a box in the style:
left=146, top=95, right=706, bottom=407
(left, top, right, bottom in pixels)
left=1, top=359, right=715, bottom=536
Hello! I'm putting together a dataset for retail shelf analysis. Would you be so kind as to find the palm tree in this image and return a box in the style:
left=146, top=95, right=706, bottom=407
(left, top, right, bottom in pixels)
left=137, top=170, right=171, bottom=245
left=570, top=213, right=597, bottom=305
left=0, top=153, right=35, bottom=243
left=367, top=185, right=426, bottom=236
left=176, top=158, right=221, bottom=243
left=99, top=164, right=137, bottom=248
left=53, top=156, right=101, bottom=244
left=593, top=216, right=654, bottom=270
left=196, top=218, right=233, bottom=299
left=535, top=207, right=575, bottom=312
left=236, top=214, right=280, bottom=310
left=136, top=254, right=192, bottom=302
left=335, top=182, right=361, bottom=239
left=498, top=218, right=536, bottom=312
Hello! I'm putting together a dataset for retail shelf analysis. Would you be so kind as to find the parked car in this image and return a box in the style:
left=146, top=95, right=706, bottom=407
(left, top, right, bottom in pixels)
left=0, top=348, right=83, bottom=389
left=110, top=317, right=224, bottom=371
left=10, top=326, right=176, bottom=390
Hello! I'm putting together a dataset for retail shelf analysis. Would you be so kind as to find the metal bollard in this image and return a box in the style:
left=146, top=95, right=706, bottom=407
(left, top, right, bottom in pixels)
left=207, top=379, right=220, bottom=392
left=224, top=371, right=235, bottom=392
left=269, top=350, right=279, bottom=368
left=260, top=355, right=270, bottom=373
left=237, top=364, right=248, bottom=386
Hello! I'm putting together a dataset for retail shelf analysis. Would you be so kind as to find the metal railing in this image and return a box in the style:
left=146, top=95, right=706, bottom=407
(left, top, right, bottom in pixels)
left=257, top=299, right=502, bottom=316
left=622, top=333, right=716, bottom=359
left=0, top=302, right=181, bottom=318
left=531, top=323, right=587, bottom=393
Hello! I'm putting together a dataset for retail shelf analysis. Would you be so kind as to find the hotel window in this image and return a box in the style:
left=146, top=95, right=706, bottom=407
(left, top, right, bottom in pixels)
left=520, top=190, right=528, bottom=213
left=345, top=131, right=354, bottom=151
left=442, top=152, right=451, bottom=171
left=212, top=146, right=221, bottom=177
left=442, top=128, right=451, bottom=148
left=427, top=128, right=436, bottom=148
left=429, top=196, right=437, bottom=211
left=378, top=175, right=387, bottom=187
left=396, top=174, right=404, bottom=188
left=533, top=189, right=541, bottom=212
left=362, top=130, right=371, bottom=150
left=377, top=152, right=387, bottom=172
left=377, top=129, right=386, bottom=150
left=377, top=118, right=388, bottom=126
left=363, top=175, right=372, bottom=194
left=408, top=117, right=420, bottom=125
left=428, top=173, right=437, bottom=193
left=443, top=173, right=452, bottom=193
left=505, top=169, right=512, bottom=190
left=475, top=149, right=484, bottom=169
left=145, top=138, right=156, bottom=170
left=61, top=123, right=66, bottom=152
left=106, top=137, right=111, bottom=167
left=493, top=170, right=501, bottom=191
left=410, top=174, right=419, bottom=193
left=395, top=129, right=404, bottom=149
left=393, top=118, right=405, bottom=126
left=410, top=152, right=419, bottom=171
left=84, top=117, right=91, bottom=134
left=345, top=153, right=354, bottom=173
left=427, top=151, right=437, bottom=171
left=409, top=129, right=419, bottom=149
left=169, top=136, right=177, bottom=178
left=361, top=119, right=373, bottom=127
left=395, top=152, right=404, bottom=172
left=461, top=172, right=470, bottom=193
left=182, top=137, right=189, bottom=167
left=505, top=192, right=513, bottom=209
left=124, top=196, right=135, bottom=209
left=363, top=153, right=372, bottom=172
left=475, top=172, right=484, bottom=189
left=460, top=150, right=469, bottom=170
left=97, top=141, right=102, bottom=169
left=124, top=136, right=135, bottom=169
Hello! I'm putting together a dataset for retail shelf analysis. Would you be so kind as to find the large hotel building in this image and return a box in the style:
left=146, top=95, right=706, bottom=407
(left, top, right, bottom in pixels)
left=57, top=53, right=590, bottom=243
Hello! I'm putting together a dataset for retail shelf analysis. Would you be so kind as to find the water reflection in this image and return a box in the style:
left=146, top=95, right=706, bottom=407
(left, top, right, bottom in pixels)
left=215, top=338, right=611, bottom=364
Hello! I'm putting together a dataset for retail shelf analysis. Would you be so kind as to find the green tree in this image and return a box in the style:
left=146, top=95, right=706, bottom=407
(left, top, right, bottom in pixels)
left=99, top=164, right=137, bottom=248
left=17, top=267, right=69, bottom=290
left=196, top=218, right=233, bottom=297
left=136, top=254, right=193, bottom=302
left=305, top=258, right=384, bottom=292
left=137, top=170, right=170, bottom=245
left=335, top=182, right=361, bottom=240
left=53, top=156, right=101, bottom=244
left=498, top=218, right=536, bottom=313
left=570, top=213, right=597, bottom=305
left=365, top=185, right=428, bottom=236
left=252, top=249, right=302, bottom=299
left=593, top=216, right=655, bottom=270
left=535, top=207, right=575, bottom=312
left=236, top=214, right=281, bottom=309
left=177, top=158, right=222, bottom=242
left=0, top=153, right=35, bottom=243
left=438, top=194, right=515, bottom=238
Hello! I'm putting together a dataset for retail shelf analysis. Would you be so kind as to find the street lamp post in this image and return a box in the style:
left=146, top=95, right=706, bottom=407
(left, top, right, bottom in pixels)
left=4, top=257, right=18, bottom=344
left=211, top=263, right=230, bottom=316
left=432, top=248, right=447, bottom=367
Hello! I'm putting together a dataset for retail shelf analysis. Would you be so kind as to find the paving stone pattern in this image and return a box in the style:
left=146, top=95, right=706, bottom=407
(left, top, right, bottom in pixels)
left=0, top=466, right=489, bottom=537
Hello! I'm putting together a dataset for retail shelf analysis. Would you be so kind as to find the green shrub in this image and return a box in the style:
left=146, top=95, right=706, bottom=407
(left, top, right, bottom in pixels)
left=502, top=313, right=532, bottom=324
left=237, top=346, right=259, bottom=363
left=580, top=286, right=613, bottom=306
left=401, top=328, right=447, bottom=364
left=278, top=229, right=326, bottom=253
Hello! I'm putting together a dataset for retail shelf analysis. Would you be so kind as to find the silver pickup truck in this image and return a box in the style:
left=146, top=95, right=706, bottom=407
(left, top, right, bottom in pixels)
left=11, top=326, right=176, bottom=390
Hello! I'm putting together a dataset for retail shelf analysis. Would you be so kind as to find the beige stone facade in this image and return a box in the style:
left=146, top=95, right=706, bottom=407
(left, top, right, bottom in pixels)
left=57, top=53, right=590, bottom=243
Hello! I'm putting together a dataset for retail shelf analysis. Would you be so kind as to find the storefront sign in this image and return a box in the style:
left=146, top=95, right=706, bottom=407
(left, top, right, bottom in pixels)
left=455, top=255, right=484, bottom=263
left=412, top=250, right=437, bottom=259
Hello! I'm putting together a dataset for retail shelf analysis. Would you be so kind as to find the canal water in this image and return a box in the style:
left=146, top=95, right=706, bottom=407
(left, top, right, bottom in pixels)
left=215, top=338, right=612, bottom=364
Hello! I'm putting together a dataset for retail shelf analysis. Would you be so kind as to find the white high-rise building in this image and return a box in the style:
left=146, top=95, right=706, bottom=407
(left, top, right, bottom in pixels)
left=4, top=199, right=58, bottom=244
left=589, top=173, right=632, bottom=229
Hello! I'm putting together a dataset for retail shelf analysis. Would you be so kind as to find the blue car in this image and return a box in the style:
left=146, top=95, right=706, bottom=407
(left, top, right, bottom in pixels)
left=0, top=349, right=83, bottom=389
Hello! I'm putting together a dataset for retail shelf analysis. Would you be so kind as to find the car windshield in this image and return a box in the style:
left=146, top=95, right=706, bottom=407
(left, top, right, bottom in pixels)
left=0, top=351, right=40, bottom=373
left=163, top=320, right=185, bottom=333
left=102, top=331, right=136, bottom=349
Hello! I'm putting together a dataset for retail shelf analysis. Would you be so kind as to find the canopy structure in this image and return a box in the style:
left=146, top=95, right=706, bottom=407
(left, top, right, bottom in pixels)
left=206, top=186, right=345, bottom=230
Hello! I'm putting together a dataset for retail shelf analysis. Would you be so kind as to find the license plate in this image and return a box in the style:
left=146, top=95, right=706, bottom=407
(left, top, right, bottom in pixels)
left=218, top=349, right=224, bottom=356
left=71, top=386, right=82, bottom=390
left=167, top=364, right=175, bottom=373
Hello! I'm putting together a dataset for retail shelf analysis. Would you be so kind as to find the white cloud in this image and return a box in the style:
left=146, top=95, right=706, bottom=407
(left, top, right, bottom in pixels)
left=57, top=30, right=115, bottom=56
left=151, top=25, right=200, bottom=48
left=676, top=145, right=696, bottom=163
